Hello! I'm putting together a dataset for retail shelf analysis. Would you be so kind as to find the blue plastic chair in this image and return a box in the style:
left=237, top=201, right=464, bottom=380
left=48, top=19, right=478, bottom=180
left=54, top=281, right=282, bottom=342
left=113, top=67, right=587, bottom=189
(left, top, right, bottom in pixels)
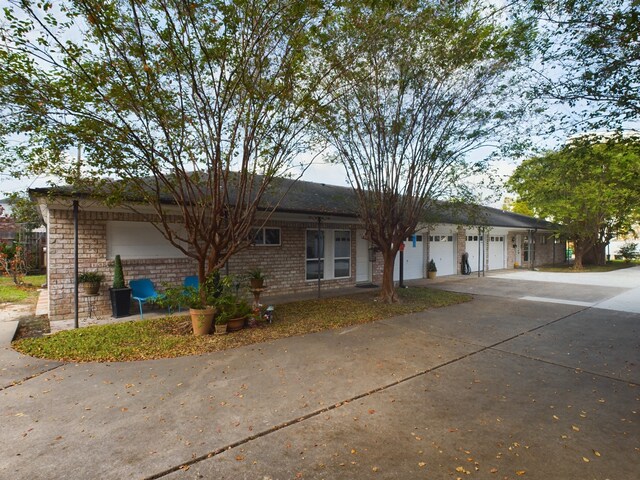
left=130, top=278, right=160, bottom=319
left=183, top=275, right=199, bottom=289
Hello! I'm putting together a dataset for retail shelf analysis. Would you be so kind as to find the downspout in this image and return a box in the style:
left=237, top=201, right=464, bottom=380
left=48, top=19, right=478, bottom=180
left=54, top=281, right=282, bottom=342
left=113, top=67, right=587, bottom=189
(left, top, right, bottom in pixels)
left=530, top=228, right=537, bottom=270
left=73, top=199, right=79, bottom=329
left=477, top=227, right=481, bottom=278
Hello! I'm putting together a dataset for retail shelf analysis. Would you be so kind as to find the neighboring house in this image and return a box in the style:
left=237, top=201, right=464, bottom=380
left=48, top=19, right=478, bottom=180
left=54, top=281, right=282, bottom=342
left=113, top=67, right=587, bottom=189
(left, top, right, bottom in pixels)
left=30, top=179, right=564, bottom=321
left=0, top=200, right=17, bottom=245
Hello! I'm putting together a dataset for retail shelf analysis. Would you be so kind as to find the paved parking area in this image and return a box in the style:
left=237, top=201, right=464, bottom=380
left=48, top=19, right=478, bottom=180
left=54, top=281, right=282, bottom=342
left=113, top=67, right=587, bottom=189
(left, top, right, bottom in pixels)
left=0, top=270, right=638, bottom=479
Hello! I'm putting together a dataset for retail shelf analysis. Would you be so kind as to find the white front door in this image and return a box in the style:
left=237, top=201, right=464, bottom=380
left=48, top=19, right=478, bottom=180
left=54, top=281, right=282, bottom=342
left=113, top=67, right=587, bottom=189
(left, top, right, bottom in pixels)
left=356, top=229, right=371, bottom=283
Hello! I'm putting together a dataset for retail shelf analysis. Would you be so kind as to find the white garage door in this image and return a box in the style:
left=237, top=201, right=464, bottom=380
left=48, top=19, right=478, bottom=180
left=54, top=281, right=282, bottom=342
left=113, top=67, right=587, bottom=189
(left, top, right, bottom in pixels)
left=488, top=235, right=506, bottom=270
left=428, top=234, right=456, bottom=276
left=394, top=234, right=424, bottom=281
left=466, top=234, right=485, bottom=272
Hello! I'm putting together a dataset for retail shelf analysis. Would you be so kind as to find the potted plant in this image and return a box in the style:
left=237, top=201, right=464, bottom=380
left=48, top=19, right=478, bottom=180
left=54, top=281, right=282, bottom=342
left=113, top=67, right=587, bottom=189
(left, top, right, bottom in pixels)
left=109, top=255, right=132, bottom=317
left=157, top=272, right=226, bottom=336
left=78, top=271, right=104, bottom=295
left=214, top=315, right=228, bottom=335
left=224, top=298, right=252, bottom=332
left=248, top=268, right=266, bottom=289
left=427, top=259, right=437, bottom=279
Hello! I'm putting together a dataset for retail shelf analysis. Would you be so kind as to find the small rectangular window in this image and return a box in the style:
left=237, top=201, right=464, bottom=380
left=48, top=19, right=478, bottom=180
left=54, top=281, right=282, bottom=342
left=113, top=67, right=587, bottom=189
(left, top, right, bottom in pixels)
left=251, top=227, right=281, bottom=246
left=334, top=230, right=351, bottom=278
left=306, top=230, right=324, bottom=280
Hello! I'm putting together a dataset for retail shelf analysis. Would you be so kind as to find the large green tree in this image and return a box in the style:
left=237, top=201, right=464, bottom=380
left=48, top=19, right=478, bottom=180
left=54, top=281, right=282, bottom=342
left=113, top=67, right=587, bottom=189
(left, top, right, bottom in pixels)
left=530, top=0, right=639, bottom=127
left=318, top=0, right=535, bottom=302
left=507, top=135, right=640, bottom=268
left=0, top=0, right=326, bottom=303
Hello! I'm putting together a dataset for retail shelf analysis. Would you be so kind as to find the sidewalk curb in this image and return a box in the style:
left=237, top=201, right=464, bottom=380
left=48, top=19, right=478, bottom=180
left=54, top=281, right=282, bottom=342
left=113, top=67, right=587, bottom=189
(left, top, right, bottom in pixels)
left=0, top=320, right=19, bottom=345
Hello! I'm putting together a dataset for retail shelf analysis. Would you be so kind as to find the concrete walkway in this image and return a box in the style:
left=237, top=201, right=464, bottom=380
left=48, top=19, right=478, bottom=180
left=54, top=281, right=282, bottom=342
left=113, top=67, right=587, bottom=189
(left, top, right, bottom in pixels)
left=0, top=271, right=638, bottom=479
left=490, top=266, right=640, bottom=313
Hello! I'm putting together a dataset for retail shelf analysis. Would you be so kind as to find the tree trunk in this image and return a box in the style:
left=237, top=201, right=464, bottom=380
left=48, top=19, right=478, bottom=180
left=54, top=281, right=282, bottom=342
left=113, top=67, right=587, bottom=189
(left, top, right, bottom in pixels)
left=198, top=262, right=207, bottom=306
left=573, top=240, right=589, bottom=270
left=380, top=250, right=399, bottom=303
left=592, top=242, right=607, bottom=266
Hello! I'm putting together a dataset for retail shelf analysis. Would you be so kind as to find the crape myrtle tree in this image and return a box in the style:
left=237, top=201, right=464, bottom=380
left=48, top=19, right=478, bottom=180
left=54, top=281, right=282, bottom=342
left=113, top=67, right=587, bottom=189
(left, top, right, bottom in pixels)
left=507, top=134, right=640, bottom=268
left=529, top=0, right=639, bottom=128
left=0, top=0, right=326, bottom=304
left=317, top=0, right=535, bottom=302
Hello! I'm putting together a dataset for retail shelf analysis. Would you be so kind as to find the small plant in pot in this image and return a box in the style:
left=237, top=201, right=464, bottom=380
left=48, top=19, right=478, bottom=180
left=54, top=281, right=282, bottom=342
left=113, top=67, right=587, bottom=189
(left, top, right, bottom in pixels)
left=214, top=314, right=229, bottom=335
left=109, top=255, right=132, bottom=317
left=78, top=271, right=104, bottom=295
left=248, top=268, right=266, bottom=289
left=222, top=298, right=252, bottom=332
left=427, top=259, right=437, bottom=279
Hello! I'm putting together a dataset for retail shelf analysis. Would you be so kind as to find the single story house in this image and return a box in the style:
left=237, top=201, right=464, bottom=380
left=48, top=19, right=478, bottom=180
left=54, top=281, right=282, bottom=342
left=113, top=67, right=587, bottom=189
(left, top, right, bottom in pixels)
left=30, top=179, right=563, bottom=321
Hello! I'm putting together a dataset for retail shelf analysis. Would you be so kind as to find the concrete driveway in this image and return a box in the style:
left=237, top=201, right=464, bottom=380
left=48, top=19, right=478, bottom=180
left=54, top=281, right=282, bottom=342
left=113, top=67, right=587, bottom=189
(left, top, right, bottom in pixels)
left=0, top=269, right=638, bottom=479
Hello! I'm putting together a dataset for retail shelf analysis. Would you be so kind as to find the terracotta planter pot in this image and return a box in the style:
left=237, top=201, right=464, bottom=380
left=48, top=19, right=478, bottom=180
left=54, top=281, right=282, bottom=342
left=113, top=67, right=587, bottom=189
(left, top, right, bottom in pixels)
left=190, top=307, right=215, bottom=336
left=82, top=282, right=101, bottom=295
left=427, top=271, right=437, bottom=280
left=227, top=316, right=246, bottom=332
left=214, top=323, right=228, bottom=335
left=250, top=278, right=264, bottom=289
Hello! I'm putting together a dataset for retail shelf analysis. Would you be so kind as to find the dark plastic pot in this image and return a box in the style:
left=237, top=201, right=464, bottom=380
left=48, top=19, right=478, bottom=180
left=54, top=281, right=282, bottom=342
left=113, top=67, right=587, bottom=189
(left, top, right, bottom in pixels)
left=109, top=287, right=132, bottom=318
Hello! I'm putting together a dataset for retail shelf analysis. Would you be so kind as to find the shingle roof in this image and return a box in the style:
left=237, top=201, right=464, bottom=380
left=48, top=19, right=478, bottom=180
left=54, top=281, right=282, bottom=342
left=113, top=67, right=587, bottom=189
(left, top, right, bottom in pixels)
left=30, top=176, right=555, bottom=230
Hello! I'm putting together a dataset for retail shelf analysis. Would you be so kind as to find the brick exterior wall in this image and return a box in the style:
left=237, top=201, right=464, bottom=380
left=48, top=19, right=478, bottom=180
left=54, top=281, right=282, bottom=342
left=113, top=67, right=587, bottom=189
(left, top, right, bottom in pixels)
left=46, top=208, right=362, bottom=320
left=226, top=219, right=361, bottom=296
left=47, top=208, right=197, bottom=320
left=505, top=230, right=566, bottom=269
left=45, top=203, right=566, bottom=320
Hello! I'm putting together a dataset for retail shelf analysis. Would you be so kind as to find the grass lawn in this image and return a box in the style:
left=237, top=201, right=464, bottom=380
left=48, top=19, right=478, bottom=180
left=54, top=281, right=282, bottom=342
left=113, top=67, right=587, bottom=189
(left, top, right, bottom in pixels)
left=0, top=274, right=46, bottom=304
left=13, top=287, right=471, bottom=363
left=538, top=260, right=640, bottom=273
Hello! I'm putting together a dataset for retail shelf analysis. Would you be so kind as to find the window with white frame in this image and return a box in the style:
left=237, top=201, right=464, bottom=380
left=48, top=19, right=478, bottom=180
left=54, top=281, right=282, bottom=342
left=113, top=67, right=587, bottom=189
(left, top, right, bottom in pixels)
left=334, top=230, right=351, bottom=278
left=306, top=230, right=324, bottom=280
left=306, top=229, right=351, bottom=281
left=250, top=227, right=281, bottom=246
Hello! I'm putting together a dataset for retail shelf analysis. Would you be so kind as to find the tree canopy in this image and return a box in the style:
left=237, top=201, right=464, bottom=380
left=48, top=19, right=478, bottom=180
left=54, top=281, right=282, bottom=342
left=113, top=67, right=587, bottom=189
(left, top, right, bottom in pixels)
left=507, top=134, right=640, bottom=268
left=530, top=0, right=639, bottom=128
left=318, top=0, right=535, bottom=301
left=0, top=0, right=326, bottom=301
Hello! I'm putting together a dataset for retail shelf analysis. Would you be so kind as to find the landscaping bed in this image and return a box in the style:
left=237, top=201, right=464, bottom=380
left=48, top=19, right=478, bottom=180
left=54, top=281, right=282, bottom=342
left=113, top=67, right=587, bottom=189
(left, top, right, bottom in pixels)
left=12, top=287, right=471, bottom=362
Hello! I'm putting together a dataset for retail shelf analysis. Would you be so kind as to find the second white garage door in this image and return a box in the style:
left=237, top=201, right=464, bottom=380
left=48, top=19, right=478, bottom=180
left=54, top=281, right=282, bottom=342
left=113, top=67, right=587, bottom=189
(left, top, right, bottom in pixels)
left=428, top=234, right=456, bottom=276
left=465, top=234, right=485, bottom=272
left=488, top=235, right=506, bottom=270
